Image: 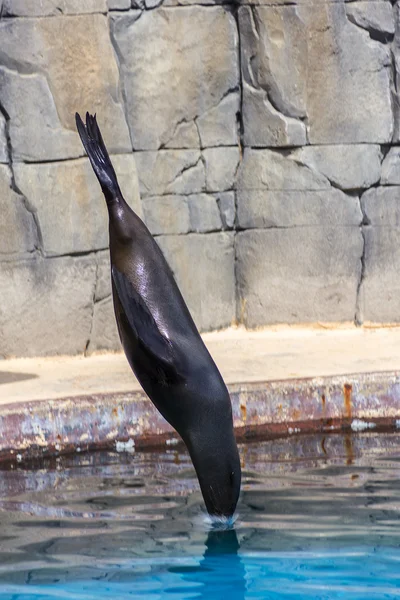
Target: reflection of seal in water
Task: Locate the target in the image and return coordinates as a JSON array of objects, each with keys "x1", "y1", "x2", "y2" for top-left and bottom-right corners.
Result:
[
  {"x1": 76, "y1": 112, "x2": 241, "y2": 517},
  {"x1": 169, "y1": 529, "x2": 246, "y2": 599}
]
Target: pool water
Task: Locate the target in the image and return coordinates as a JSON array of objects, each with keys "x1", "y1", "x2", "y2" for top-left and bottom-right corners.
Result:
[{"x1": 1, "y1": 432, "x2": 400, "y2": 599}]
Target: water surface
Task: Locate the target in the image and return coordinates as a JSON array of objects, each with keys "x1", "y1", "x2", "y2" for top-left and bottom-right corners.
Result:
[{"x1": 1, "y1": 432, "x2": 400, "y2": 599}]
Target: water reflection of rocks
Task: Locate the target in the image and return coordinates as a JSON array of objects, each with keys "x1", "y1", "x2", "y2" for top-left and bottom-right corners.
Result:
[{"x1": 0, "y1": 432, "x2": 400, "y2": 594}]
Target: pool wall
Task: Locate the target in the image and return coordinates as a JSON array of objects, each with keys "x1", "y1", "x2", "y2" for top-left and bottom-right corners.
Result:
[{"x1": 2, "y1": 371, "x2": 400, "y2": 463}]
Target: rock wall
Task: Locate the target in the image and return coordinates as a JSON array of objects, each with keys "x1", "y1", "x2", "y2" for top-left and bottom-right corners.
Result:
[{"x1": 0, "y1": 0, "x2": 398, "y2": 357}]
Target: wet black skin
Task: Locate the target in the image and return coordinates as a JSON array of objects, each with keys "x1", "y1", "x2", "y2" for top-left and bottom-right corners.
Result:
[{"x1": 76, "y1": 112, "x2": 241, "y2": 517}]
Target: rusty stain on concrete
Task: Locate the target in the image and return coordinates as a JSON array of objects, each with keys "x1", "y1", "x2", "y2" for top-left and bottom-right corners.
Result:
[
  {"x1": 240, "y1": 396, "x2": 247, "y2": 423},
  {"x1": 1, "y1": 371, "x2": 400, "y2": 464},
  {"x1": 344, "y1": 383, "x2": 352, "y2": 419}
]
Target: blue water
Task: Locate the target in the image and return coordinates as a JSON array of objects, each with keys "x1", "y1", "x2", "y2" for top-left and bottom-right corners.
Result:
[{"x1": 1, "y1": 432, "x2": 400, "y2": 599}]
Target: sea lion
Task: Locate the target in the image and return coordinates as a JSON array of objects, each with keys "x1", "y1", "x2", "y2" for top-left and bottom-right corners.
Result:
[{"x1": 75, "y1": 112, "x2": 241, "y2": 517}]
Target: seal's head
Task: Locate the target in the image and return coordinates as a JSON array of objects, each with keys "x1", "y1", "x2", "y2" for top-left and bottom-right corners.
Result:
[
  {"x1": 184, "y1": 416, "x2": 241, "y2": 518},
  {"x1": 196, "y1": 437, "x2": 241, "y2": 517}
]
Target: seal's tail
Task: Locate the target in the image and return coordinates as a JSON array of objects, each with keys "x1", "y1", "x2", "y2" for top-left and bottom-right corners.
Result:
[{"x1": 75, "y1": 112, "x2": 121, "y2": 203}]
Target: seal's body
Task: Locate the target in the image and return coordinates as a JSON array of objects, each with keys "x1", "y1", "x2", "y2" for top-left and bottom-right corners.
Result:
[{"x1": 76, "y1": 113, "x2": 241, "y2": 517}]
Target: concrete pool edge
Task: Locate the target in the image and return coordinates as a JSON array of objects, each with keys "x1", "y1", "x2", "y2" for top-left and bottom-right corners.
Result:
[{"x1": 1, "y1": 370, "x2": 400, "y2": 463}]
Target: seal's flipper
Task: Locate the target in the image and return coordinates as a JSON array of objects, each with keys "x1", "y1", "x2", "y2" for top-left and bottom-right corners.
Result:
[
  {"x1": 112, "y1": 267, "x2": 184, "y2": 385},
  {"x1": 75, "y1": 112, "x2": 121, "y2": 203}
]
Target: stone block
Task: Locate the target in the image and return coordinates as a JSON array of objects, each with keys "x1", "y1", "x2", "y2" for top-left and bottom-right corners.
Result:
[
  {"x1": 95, "y1": 250, "x2": 112, "y2": 302},
  {"x1": 381, "y1": 148, "x2": 400, "y2": 185},
  {"x1": 306, "y1": 3, "x2": 392, "y2": 143},
  {"x1": 362, "y1": 186, "x2": 400, "y2": 226},
  {"x1": 143, "y1": 193, "x2": 222, "y2": 235},
  {"x1": 203, "y1": 147, "x2": 240, "y2": 192},
  {"x1": 393, "y1": 3, "x2": 400, "y2": 141},
  {"x1": 292, "y1": 145, "x2": 382, "y2": 190},
  {"x1": 197, "y1": 93, "x2": 240, "y2": 148},
  {"x1": 156, "y1": 233, "x2": 235, "y2": 331},
  {"x1": 359, "y1": 227, "x2": 400, "y2": 323},
  {"x1": 241, "y1": 81, "x2": 307, "y2": 148},
  {"x1": 188, "y1": 194, "x2": 221, "y2": 232},
  {"x1": 3, "y1": 0, "x2": 107, "y2": 15},
  {"x1": 135, "y1": 150, "x2": 205, "y2": 197},
  {"x1": 237, "y1": 189, "x2": 362, "y2": 230},
  {"x1": 236, "y1": 228, "x2": 363, "y2": 327},
  {"x1": 239, "y1": 6, "x2": 307, "y2": 147},
  {"x1": 0, "y1": 256, "x2": 96, "y2": 357},
  {"x1": 0, "y1": 113, "x2": 8, "y2": 164},
  {"x1": 237, "y1": 149, "x2": 330, "y2": 192},
  {"x1": 346, "y1": 2, "x2": 395, "y2": 38},
  {"x1": 216, "y1": 192, "x2": 235, "y2": 229},
  {"x1": 107, "y1": 0, "x2": 130, "y2": 8},
  {"x1": 0, "y1": 165, "x2": 37, "y2": 255},
  {"x1": 0, "y1": 68, "x2": 82, "y2": 163},
  {"x1": 143, "y1": 196, "x2": 190, "y2": 236},
  {"x1": 163, "y1": 0, "x2": 231, "y2": 4},
  {"x1": 111, "y1": 7, "x2": 239, "y2": 150},
  {"x1": 14, "y1": 155, "x2": 141, "y2": 256},
  {"x1": 240, "y1": 5, "x2": 308, "y2": 117},
  {"x1": 240, "y1": 3, "x2": 392, "y2": 146},
  {"x1": 0, "y1": 15, "x2": 130, "y2": 160},
  {"x1": 87, "y1": 297, "x2": 121, "y2": 354}
]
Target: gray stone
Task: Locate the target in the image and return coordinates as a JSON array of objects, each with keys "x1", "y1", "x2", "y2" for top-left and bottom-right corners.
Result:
[
  {"x1": 346, "y1": 2, "x2": 395, "y2": 37},
  {"x1": 306, "y1": 3, "x2": 392, "y2": 143},
  {"x1": 362, "y1": 186, "x2": 400, "y2": 226},
  {"x1": 14, "y1": 155, "x2": 141, "y2": 256},
  {"x1": 144, "y1": 193, "x2": 222, "y2": 235},
  {"x1": 196, "y1": 93, "x2": 239, "y2": 148},
  {"x1": 359, "y1": 227, "x2": 400, "y2": 323},
  {"x1": 145, "y1": 0, "x2": 163, "y2": 7},
  {"x1": 3, "y1": 0, "x2": 107, "y2": 15},
  {"x1": 0, "y1": 15, "x2": 130, "y2": 160},
  {"x1": 163, "y1": 0, "x2": 232, "y2": 4},
  {"x1": 236, "y1": 228, "x2": 363, "y2": 327},
  {"x1": 87, "y1": 297, "x2": 121, "y2": 354},
  {"x1": 203, "y1": 147, "x2": 240, "y2": 192},
  {"x1": 135, "y1": 150, "x2": 205, "y2": 197},
  {"x1": 240, "y1": 6, "x2": 307, "y2": 118},
  {"x1": 393, "y1": 4, "x2": 400, "y2": 141},
  {"x1": 241, "y1": 82, "x2": 307, "y2": 148},
  {"x1": 240, "y1": 3, "x2": 393, "y2": 146},
  {"x1": 111, "y1": 7, "x2": 239, "y2": 150},
  {"x1": 239, "y1": 0, "x2": 388, "y2": 4},
  {"x1": 0, "y1": 68, "x2": 82, "y2": 163},
  {"x1": 95, "y1": 251, "x2": 112, "y2": 302},
  {"x1": 239, "y1": 6, "x2": 307, "y2": 147},
  {"x1": 292, "y1": 145, "x2": 382, "y2": 190},
  {"x1": 165, "y1": 122, "x2": 200, "y2": 150},
  {"x1": 188, "y1": 194, "x2": 221, "y2": 232},
  {"x1": 156, "y1": 233, "x2": 235, "y2": 331},
  {"x1": 143, "y1": 196, "x2": 190, "y2": 236},
  {"x1": 381, "y1": 148, "x2": 400, "y2": 185},
  {"x1": 238, "y1": 189, "x2": 362, "y2": 230},
  {"x1": 237, "y1": 149, "x2": 330, "y2": 192},
  {"x1": 0, "y1": 256, "x2": 96, "y2": 358},
  {"x1": 108, "y1": 0, "x2": 130, "y2": 8},
  {"x1": 216, "y1": 192, "x2": 235, "y2": 229},
  {"x1": 0, "y1": 113, "x2": 8, "y2": 164},
  {"x1": 0, "y1": 165, "x2": 37, "y2": 255}
]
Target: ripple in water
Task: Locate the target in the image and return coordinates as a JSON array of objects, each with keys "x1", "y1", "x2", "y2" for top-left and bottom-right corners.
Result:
[{"x1": 1, "y1": 432, "x2": 400, "y2": 599}]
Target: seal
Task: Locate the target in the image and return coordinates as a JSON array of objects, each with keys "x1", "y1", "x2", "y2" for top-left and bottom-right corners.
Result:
[{"x1": 76, "y1": 112, "x2": 241, "y2": 517}]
